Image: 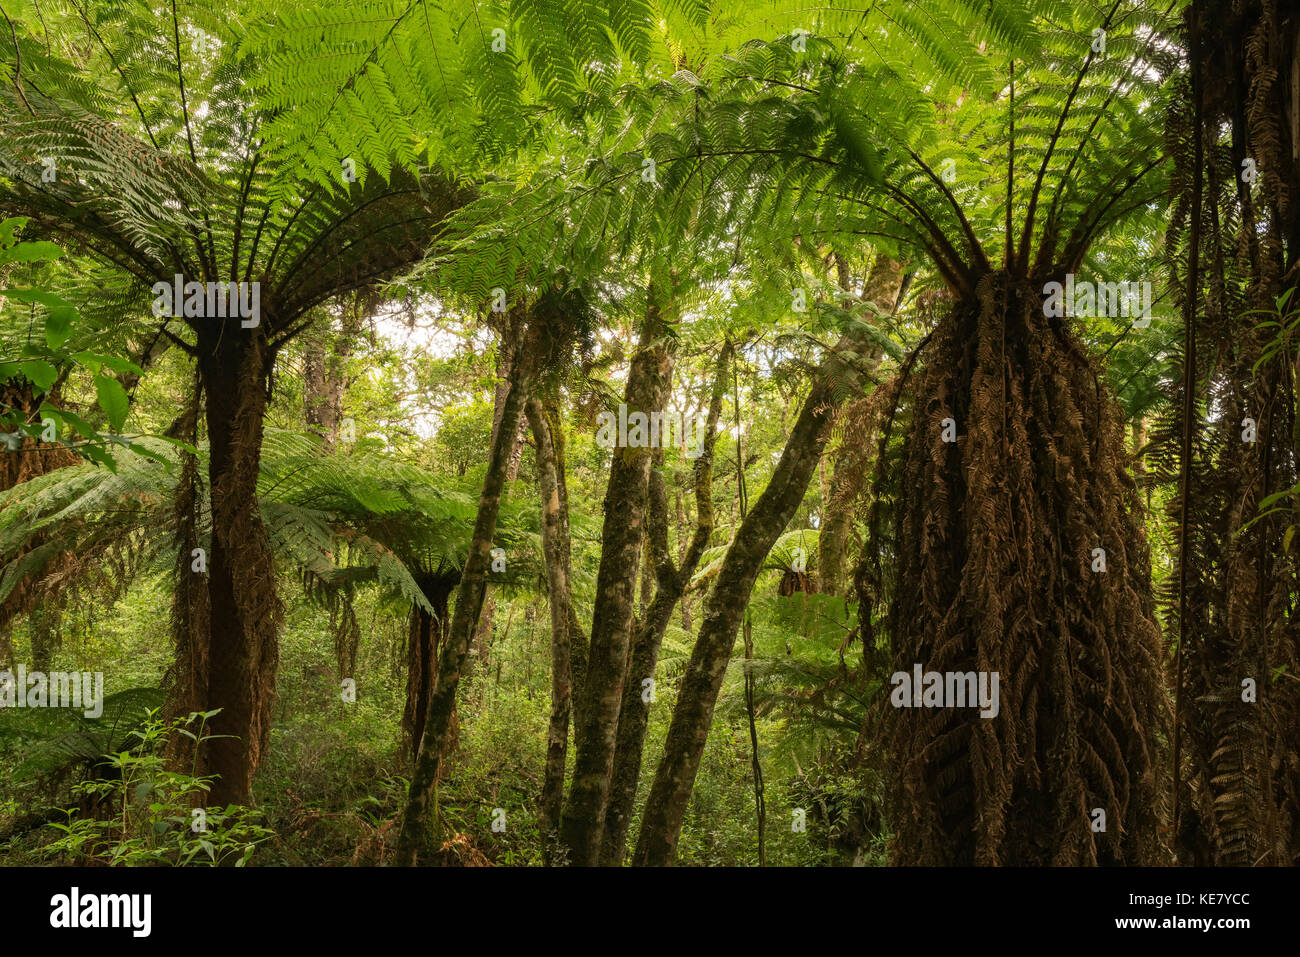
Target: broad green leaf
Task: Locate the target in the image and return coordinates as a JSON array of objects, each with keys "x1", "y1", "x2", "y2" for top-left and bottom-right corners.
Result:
[
  {"x1": 2, "y1": 287, "x2": 73, "y2": 310},
  {"x1": 72, "y1": 351, "x2": 144, "y2": 376},
  {"x1": 4, "y1": 241, "x2": 64, "y2": 263},
  {"x1": 18, "y1": 360, "x2": 57, "y2": 391},
  {"x1": 0, "y1": 217, "x2": 28, "y2": 246},
  {"x1": 50, "y1": 403, "x2": 97, "y2": 439},
  {"x1": 94, "y1": 375, "x2": 129, "y2": 431},
  {"x1": 45, "y1": 305, "x2": 77, "y2": 350}
]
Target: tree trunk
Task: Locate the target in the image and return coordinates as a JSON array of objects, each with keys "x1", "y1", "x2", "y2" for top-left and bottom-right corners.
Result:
[
  {"x1": 526, "y1": 398, "x2": 578, "y2": 860},
  {"x1": 473, "y1": 318, "x2": 529, "y2": 669},
  {"x1": 598, "y1": 526, "x2": 676, "y2": 864},
  {"x1": 196, "y1": 328, "x2": 282, "y2": 807},
  {"x1": 674, "y1": 484, "x2": 694, "y2": 632},
  {"x1": 632, "y1": 331, "x2": 869, "y2": 865},
  {"x1": 868, "y1": 274, "x2": 1166, "y2": 865},
  {"x1": 601, "y1": 345, "x2": 728, "y2": 864},
  {"x1": 0, "y1": 380, "x2": 79, "y2": 666},
  {"x1": 560, "y1": 302, "x2": 674, "y2": 865},
  {"x1": 302, "y1": 337, "x2": 332, "y2": 449},
  {"x1": 403, "y1": 578, "x2": 455, "y2": 762},
  {"x1": 28, "y1": 604, "x2": 56, "y2": 672},
  {"x1": 303, "y1": 298, "x2": 365, "y2": 453},
  {"x1": 395, "y1": 311, "x2": 545, "y2": 865},
  {"x1": 1171, "y1": 0, "x2": 1300, "y2": 865},
  {"x1": 817, "y1": 254, "x2": 901, "y2": 596}
]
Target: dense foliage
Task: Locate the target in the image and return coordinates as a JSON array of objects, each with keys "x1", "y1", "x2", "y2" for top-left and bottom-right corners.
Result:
[{"x1": 0, "y1": 0, "x2": 1295, "y2": 867}]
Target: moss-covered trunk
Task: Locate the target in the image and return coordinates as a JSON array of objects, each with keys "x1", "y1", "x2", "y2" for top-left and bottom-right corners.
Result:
[
  {"x1": 600, "y1": 344, "x2": 728, "y2": 865},
  {"x1": 633, "y1": 331, "x2": 866, "y2": 865},
  {"x1": 560, "y1": 304, "x2": 674, "y2": 865},
  {"x1": 395, "y1": 309, "x2": 552, "y2": 864},
  {"x1": 526, "y1": 398, "x2": 581, "y2": 860}
]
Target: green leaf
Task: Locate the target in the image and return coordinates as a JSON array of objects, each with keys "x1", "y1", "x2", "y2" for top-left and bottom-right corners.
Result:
[
  {"x1": 0, "y1": 217, "x2": 28, "y2": 246},
  {"x1": 3, "y1": 287, "x2": 73, "y2": 310},
  {"x1": 19, "y1": 360, "x2": 57, "y2": 391},
  {"x1": 41, "y1": 404, "x2": 75, "y2": 433},
  {"x1": 72, "y1": 351, "x2": 144, "y2": 376},
  {"x1": 828, "y1": 105, "x2": 884, "y2": 184},
  {"x1": 94, "y1": 375, "x2": 129, "y2": 431},
  {"x1": 4, "y1": 241, "x2": 64, "y2": 263},
  {"x1": 78, "y1": 443, "x2": 118, "y2": 472},
  {"x1": 45, "y1": 305, "x2": 77, "y2": 350}
]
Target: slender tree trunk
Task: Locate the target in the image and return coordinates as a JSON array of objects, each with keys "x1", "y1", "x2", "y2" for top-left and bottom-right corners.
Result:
[
  {"x1": 473, "y1": 318, "x2": 529, "y2": 669},
  {"x1": 817, "y1": 255, "x2": 901, "y2": 596},
  {"x1": 560, "y1": 303, "x2": 674, "y2": 865},
  {"x1": 1131, "y1": 418, "x2": 1149, "y2": 512},
  {"x1": 395, "y1": 311, "x2": 545, "y2": 864},
  {"x1": 674, "y1": 484, "x2": 694, "y2": 632},
  {"x1": 28, "y1": 605, "x2": 55, "y2": 672},
  {"x1": 302, "y1": 307, "x2": 361, "y2": 453},
  {"x1": 741, "y1": 611, "x2": 765, "y2": 864},
  {"x1": 632, "y1": 330, "x2": 870, "y2": 865},
  {"x1": 526, "y1": 398, "x2": 580, "y2": 861},
  {"x1": 598, "y1": 538, "x2": 675, "y2": 864},
  {"x1": 731, "y1": 358, "x2": 768, "y2": 865},
  {"x1": 196, "y1": 328, "x2": 282, "y2": 806},
  {"x1": 403, "y1": 579, "x2": 454, "y2": 761},
  {"x1": 599, "y1": 344, "x2": 729, "y2": 864},
  {"x1": 638, "y1": 537, "x2": 655, "y2": 617}
]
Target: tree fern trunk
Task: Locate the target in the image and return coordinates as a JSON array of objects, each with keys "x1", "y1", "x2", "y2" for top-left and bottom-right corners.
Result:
[
  {"x1": 197, "y1": 328, "x2": 281, "y2": 807},
  {"x1": 0, "y1": 380, "x2": 79, "y2": 666},
  {"x1": 403, "y1": 580, "x2": 454, "y2": 762},
  {"x1": 871, "y1": 274, "x2": 1166, "y2": 865}
]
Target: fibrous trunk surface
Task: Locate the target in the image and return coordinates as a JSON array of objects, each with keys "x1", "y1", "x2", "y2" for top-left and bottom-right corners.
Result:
[{"x1": 865, "y1": 272, "x2": 1168, "y2": 865}]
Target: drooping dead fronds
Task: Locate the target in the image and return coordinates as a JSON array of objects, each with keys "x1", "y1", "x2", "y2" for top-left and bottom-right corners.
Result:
[
  {"x1": 1154, "y1": 0, "x2": 1300, "y2": 866},
  {"x1": 862, "y1": 272, "x2": 1168, "y2": 865}
]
